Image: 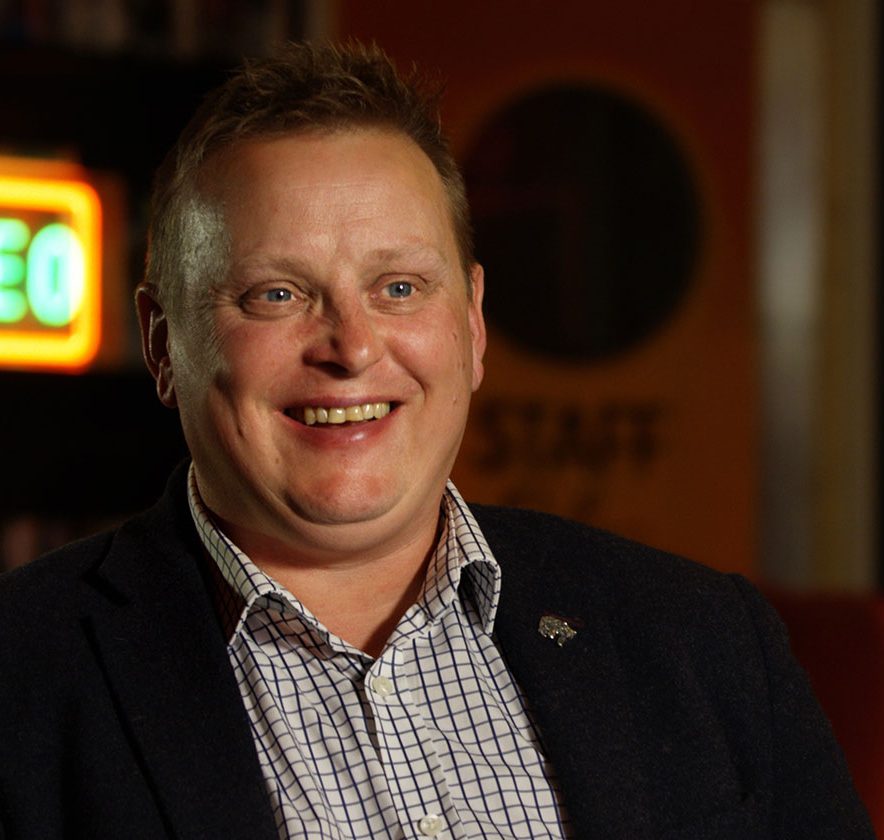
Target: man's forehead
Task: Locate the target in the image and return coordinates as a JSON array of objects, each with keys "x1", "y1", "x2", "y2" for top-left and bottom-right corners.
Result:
[
  {"x1": 200, "y1": 131, "x2": 440, "y2": 219},
  {"x1": 197, "y1": 130, "x2": 451, "y2": 230},
  {"x1": 184, "y1": 127, "x2": 470, "y2": 290},
  {"x1": 226, "y1": 242, "x2": 449, "y2": 276},
  {"x1": 202, "y1": 125, "x2": 431, "y2": 179}
]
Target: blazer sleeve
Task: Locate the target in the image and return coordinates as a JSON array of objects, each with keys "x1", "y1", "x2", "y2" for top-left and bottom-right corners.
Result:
[{"x1": 729, "y1": 576, "x2": 876, "y2": 838}]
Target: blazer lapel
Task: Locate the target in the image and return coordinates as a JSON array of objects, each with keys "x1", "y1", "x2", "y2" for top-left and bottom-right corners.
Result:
[
  {"x1": 83, "y1": 471, "x2": 277, "y2": 840},
  {"x1": 478, "y1": 506, "x2": 654, "y2": 840}
]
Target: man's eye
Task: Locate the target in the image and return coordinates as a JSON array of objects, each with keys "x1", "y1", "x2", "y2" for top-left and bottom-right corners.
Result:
[
  {"x1": 386, "y1": 281, "x2": 413, "y2": 299},
  {"x1": 261, "y1": 288, "x2": 293, "y2": 303}
]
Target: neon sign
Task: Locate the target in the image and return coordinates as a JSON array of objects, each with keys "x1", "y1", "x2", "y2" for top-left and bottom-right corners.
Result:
[{"x1": 0, "y1": 170, "x2": 101, "y2": 370}]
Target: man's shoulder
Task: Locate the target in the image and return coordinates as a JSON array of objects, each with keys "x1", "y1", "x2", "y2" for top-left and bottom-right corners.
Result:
[
  {"x1": 0, "y1": 461, "x2": 193, "y2": 611},
  {"x1": 1, "y1": 470, "x2": 186, "y2": 617},
  {"x1": 470, "y1": 503, "x2": 729, "y2": 587},
  {"x1": 0, "y1": 527, "x2": 118, "y2": 606},
  {"x1": 469, "y1": 503, "x2": 753, "y2": 630},
  {"x1": 0, "y1": 527, "x2": 124, "y2": 685},
  {"x1": 0, "y1": 471, "x2": 199, "y2": 679}
]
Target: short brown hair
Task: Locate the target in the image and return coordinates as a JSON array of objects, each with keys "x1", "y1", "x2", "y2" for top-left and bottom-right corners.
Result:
[{"x1": 144, "y1": 40, "x2": 473, "y2": 313}]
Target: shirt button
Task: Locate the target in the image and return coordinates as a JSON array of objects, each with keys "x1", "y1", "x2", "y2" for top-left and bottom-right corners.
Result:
[
  {"x1": 418, "y1": 814, "x2": 444, "y2": 836},
  {"x1": 370, "y1": 675, "x2": 395, "y2": 697}
]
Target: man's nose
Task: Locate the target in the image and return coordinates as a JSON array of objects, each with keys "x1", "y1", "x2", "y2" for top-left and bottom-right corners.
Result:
[{"x1": 303, "y1": 298, "x2": 383, "y2": 376}]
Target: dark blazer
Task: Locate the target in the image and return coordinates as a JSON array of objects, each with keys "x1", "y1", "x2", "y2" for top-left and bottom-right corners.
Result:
[{"x1": 0, "y1": 465, "x2": 874, "y2": 839}]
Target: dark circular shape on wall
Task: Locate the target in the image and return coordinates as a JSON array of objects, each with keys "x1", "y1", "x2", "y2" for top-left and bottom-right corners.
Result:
[{"x1": 463, "y1": 84, "x2": 702, "y2": 361}]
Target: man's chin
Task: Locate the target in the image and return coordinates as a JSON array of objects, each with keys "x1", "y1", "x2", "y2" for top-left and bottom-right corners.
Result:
[
  {"x1": 282, "y1": 491, "x2": 401, "y2": 531},
  {"x1": 271, "y1": 485, "x2": 443, "y2": 557}
]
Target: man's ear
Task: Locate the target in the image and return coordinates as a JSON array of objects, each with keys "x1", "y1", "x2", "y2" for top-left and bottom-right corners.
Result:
[
  {"x1": 468, "y1": 263, "x2": 487, "y2": 392},
  {"x1": 134, "y1": 283, "x2": 177, "y2": 408}
]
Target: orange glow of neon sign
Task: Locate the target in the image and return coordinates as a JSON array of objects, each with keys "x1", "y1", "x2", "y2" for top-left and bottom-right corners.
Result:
[{"x1": 0, "y1": 170, "x2": 102, "y2": 371}]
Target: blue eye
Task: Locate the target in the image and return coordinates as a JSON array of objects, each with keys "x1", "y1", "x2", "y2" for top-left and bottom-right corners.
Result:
[
  {"x1": 387, "y1": 281, "x2": 413, "y2": 299},
  {"x1": 262, "y1": 288, "x2": 293, "y2": 302}
]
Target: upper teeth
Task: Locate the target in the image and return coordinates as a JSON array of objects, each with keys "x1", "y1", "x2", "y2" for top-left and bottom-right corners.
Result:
[{"x1": 303, "y1": 402, "x2": 391, "y2": 425}]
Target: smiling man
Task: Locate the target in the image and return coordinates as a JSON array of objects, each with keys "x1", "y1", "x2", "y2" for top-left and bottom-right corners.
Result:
[
  {"x1": 141, "y1": 127, "x2": 485, "y2": 656},
  {"x1": 0, "y1": 42, "x2": 874, "y2": 840}
]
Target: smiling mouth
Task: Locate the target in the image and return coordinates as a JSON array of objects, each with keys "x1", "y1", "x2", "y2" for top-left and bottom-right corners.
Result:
[{"x1": 288, "y1": 401, "x2": 393, "y2": 426}]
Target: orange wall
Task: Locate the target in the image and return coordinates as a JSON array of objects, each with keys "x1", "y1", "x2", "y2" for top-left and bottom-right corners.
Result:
[{"x1": 337, "y1": 2, "x2": 758, "y2": 576}]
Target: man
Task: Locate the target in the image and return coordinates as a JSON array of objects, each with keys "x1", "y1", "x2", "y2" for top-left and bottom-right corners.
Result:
[{"x1": 0, "y1": 41, "x2": 874, "y2": 840}]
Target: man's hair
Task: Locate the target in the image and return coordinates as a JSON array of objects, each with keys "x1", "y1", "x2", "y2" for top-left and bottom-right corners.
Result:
[{"x1": 144, "y1": 40, "x2": 474, "y2": 315}]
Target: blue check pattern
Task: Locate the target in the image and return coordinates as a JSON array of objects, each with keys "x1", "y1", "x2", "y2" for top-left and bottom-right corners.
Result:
[{"x1": 188, "y1": 466, "x2": 571, "y2": 839}]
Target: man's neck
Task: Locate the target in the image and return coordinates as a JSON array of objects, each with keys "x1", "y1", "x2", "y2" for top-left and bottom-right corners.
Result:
[
  {"x1": 271, "y1": 552, "x2": 432, "y2": 657},
  {"x1": 224, "y1": 514, "x2": 443, "y2": 658}
]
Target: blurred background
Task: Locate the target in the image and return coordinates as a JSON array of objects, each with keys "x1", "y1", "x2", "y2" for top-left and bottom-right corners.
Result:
[{"x1": 0, "y1": 0, "x2": 881, "y2": 826}]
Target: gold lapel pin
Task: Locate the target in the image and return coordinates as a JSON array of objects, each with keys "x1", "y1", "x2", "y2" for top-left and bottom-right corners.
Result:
[{"x1": 538, "y1": 615, "x2": 578, "y2": 647}]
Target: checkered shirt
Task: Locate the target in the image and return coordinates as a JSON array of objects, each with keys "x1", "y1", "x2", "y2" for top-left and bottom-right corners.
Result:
[{"x1": 188, "y1": 468, "x2": 571, "y2": 839}]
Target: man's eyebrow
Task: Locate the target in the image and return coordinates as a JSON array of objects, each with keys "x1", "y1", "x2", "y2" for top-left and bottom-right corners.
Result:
[
  {"x1": 228, "y1": 255, "x2": 311, "y2": 276},
  {"x1": 208, "y1": 256, "x2": 309, "y2": 297},
  {"x1": 365, "y1": 245, "x2": 449, "y2": 270},
  {"x1": 228, "y1": 247, "x2": 450, "y2": 276}
]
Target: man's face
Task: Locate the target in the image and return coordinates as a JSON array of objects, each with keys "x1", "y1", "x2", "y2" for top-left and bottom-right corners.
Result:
[{"x1": 142, "y1": 129, "x2": 485, "y2": 561}]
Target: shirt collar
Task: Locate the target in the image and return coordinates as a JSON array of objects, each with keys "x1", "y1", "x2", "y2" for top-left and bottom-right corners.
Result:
[
  {"x1": 187, "y1": 465, "x2": 290, "y2": 640},
  {"x1": 425, "y1": 482, "x2": 501, "y2": 633},
  {"x1": 186, "y1": 464, "x2": 502, "y2": 643}
]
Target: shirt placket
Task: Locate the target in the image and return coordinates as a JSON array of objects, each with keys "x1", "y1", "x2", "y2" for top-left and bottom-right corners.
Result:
[
  {"x1": 240, "y1": 601, "x2": 384, "y2": 840},
  {"x1": 365, "y1": 645, "x2": 467, "y2": 840}
]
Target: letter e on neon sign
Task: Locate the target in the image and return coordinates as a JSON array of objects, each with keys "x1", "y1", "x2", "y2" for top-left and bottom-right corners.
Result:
[{"x1": 0, "y1": 173, "x2": 101, "y2": 371}]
